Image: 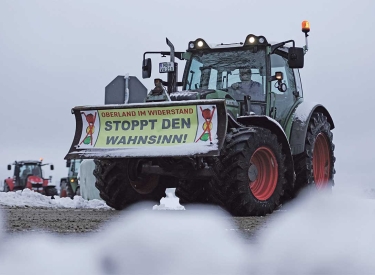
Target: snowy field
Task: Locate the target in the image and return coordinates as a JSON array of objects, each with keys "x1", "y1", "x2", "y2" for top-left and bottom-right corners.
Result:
[{"x1": 0, "y1": 184, "x2": 375, "y2": 274}]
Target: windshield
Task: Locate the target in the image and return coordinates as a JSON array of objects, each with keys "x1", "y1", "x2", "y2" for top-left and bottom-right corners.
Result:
[
  {"x1": 19, "y1": 164, "x2": 42, "y2": 178},
  {"x1": 185, "y1": 49, "x2": 267, "y2": 101},
  {"x1": 69, "y1": 159, "x2": 82, "y2": 177}
]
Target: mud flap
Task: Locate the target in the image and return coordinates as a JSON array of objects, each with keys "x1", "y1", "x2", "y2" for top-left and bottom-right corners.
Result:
[{"x1": 65, "y1": 99, "x2": 228, "y2": 159}]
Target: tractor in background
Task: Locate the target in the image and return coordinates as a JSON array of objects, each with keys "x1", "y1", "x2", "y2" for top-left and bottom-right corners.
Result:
[
  {"x1": 60, "y1": 159, "x2": 82, "y2": 198},
  {"x1": 3, "y1": 159, "x2": 58, "y2": 196}
]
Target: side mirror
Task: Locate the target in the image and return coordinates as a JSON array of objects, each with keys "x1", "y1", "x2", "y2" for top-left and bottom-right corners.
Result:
[
  {"x1": 7, "y1": 165, "x2": 11, "y2": 170},
  {"x1": 66, "y1": 160, "x2": 71, "y2": 168},
  {"x1": 50, "y1": 165, "x2": 54, "y2": 170},
  {"x1": 288, "y1": 47, "x2": 304, "y2": 68},
  {"x1": 142, "y1": 58, "x2": 152, "y2": 79}
]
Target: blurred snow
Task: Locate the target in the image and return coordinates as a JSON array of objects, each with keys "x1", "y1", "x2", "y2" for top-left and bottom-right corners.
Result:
[{"x1": 0, "y1": 184, "x2": 375, "y2": 274}]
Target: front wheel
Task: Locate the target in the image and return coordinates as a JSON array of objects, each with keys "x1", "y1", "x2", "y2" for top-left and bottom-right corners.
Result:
[
  {"x1": 209, "y1": 127, "x2": 287, "y2": 216},
  {"x1": 45, "y1": 186, "x2": 58, "y2": 197},
  {"x1": 94, "y1": 159, "x2": 166, "y2": 210},
  {"x1": 3, "y1": 182, "x2": 9, "y2": 192},
  {"x1": 175, "y1": 180, "x2": 208, "y2": 204}
]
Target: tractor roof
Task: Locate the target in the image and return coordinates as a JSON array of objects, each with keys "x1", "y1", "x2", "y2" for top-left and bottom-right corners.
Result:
[
  {"x1": 188, "y1": 36, "x2": 293, "y2": 52},
  {"x1": 13, "y1": 160, "x2": 42, "y2": 165}
]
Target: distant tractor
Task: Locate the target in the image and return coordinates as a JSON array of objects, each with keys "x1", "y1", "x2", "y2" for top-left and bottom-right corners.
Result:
[
  {"x1": 60, "y1": 159, "x2": 82, "y2": 198},
  {"x1": 65, "y1": 21, "x2": 335, "y2": 216},
  {"x1": 3, "y1": 159, "x2": 58, "y2": 196}
]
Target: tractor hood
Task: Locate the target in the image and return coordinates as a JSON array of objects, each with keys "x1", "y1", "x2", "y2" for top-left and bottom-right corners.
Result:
[{"x1": 65, "y1": 99, "x2": 228, "y2": 159}]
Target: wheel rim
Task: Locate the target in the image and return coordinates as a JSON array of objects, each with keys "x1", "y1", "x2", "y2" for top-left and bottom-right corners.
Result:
[
  {"x1": 249, "y1": 147, "x2": 278, "y2": 201},
  {"x1": 313, "y1": 133, "x2": 331, "y2": 188},
  {"x1": 128, "y1": 159, "x2": 159, "y2": 194}
]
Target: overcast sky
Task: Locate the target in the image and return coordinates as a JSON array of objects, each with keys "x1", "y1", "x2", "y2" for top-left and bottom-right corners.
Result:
[{"x1": 1, "y1": 0, "x2": 374, "y2": 188}]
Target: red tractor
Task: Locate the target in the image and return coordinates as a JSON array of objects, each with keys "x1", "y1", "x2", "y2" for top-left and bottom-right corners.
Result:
[{"x1": 3, "y1": 160, "x2": 58, "y2": 196}]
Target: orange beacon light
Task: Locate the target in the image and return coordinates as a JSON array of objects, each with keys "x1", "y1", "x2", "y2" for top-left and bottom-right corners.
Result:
[{"x1": 302, "y1": 20, "x2": 310, "y2": 33}]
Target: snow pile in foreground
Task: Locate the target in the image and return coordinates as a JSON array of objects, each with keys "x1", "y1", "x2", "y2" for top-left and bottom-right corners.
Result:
[
  {"x1": 1, "y1": 184, "x2": 375, "y2": 274},
  {"x1": 0, "y1": 189, "x2": 110, "y2": 209}
]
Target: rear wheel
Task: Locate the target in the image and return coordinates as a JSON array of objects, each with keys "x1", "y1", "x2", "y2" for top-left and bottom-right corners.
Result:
[
  {"x1": 209, "y1": 127, "x2": 287, "y2": 216},
  {"x1": 60, "y1": 181, "x2": 67, "y2": 197},
  {"x1": 94, "y1": 159, "x2": 166, "y2": 210},
  {"x1": 293, "y1": 112, "x2": 335, "y2": 191},
  {"x1": 60, "y1": 180, "x2": 74, "y2": 198}
]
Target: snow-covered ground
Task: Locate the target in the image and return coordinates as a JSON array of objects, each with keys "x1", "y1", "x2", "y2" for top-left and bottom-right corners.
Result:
[{"x1": 0, "y1": 184, "x2": 375, "y2": 274}]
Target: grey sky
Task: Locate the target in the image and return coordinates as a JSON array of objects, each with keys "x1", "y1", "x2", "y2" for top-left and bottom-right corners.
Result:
[{"x1": 1, "y1": 0, "x2": 374, "y2": 186}]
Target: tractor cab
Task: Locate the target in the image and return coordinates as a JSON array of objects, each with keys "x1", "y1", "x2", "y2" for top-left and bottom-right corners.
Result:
[
  {"x1": 142, "y1": 29, "x2": 307, "y2": 129},
  {"x1": 16, "y1": 162, "x2": 43, "y2": 187}
]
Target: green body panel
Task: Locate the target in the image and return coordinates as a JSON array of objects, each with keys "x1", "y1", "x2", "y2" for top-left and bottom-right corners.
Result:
[
  {"x1": 283, "y1": 98, "x2": 304, "y2": 140},
  {"x1": 206, "y1": 90, "x2": 240, "y2": 118},
  {"x1": 69, "y1": 179, "x2": 79, "y2": 193}
]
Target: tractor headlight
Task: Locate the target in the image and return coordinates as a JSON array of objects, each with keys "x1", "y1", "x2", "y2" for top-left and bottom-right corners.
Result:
[
  {"x1": 187, "y1": 38, "x2": 210, "y2": 51},
  {"x1": 244, "y1": 34, "x2": 268, "y2": 46}
]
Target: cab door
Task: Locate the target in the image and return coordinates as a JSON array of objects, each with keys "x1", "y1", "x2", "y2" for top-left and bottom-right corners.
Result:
[{"x1": 270, "y1": 53, "x2": 299, "y2": 127}]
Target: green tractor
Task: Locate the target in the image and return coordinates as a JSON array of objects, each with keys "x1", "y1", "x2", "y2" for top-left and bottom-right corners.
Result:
[
  {"x1": 65, "y1": 21, "x2": 335, "y2": 216},
  {"x1": 60, "y1": 159, "x2": 82, "y2": 198}
]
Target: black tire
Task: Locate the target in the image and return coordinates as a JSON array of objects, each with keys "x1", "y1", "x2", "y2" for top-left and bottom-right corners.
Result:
[
  {"x1": 175, "y1": 180, "x2": 208, "y2": 204},
  {"x1": 293, "y1": 112, "x2": 335, "y2": 191},
  {"x1": 94, "y1": 159, "x2": 166, "y2": 210},
  {"x1": 45, "y1": 186, "x2": 58, "y2": 197},
  {"x1": 208, "y1": 127, "x2": 287, "y2": 216},
  {"x1": 3, "y1": 182, "x2": 9, "y2": 192},
  {"x1": 75, "y1": 186, "x2": 81, "y2": 196}
]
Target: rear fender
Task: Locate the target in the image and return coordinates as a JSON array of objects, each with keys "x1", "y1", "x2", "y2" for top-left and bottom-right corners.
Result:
[
  {"x1": 289, "y1": 102, "x2": 335, "y2": 155},
  {"x1": 65, "y1": 99, "x2": 228, "y2": 159},
  {"x1": 234, "y1": 115, "x2": 295, "y2": 191}
]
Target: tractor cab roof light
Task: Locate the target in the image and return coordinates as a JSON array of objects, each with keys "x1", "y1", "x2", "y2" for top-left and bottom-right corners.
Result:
[
  {"x1": 197, "y1": 40, "x2": 204, "y2": 47},
  {"x1": 301, "y1": 20, "x2": 310, "y2": 53},
  {"x1": 302, "y1": 20, "x2": 310, "y2": 34},
  {"x1": 187, "y1": 38, "x2": 210, "y2": 51},
  {"x1": 244, "y1": 34, "x2": 268, "y2": 46}
]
